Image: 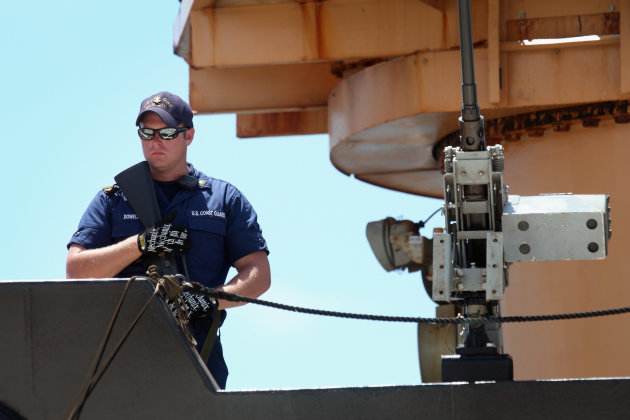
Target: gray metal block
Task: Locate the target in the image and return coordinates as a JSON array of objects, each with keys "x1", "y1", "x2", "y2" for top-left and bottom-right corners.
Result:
[
  {"x1": 503, "y1": 194, "x2": 610, "y2": 262},
  {"x1": 0, "y1": 279, "x2": 215, "y2": 419}
]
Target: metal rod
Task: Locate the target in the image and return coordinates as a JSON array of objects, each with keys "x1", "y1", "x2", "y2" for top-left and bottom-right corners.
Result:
[
  {"x1": 458, "y1": 0, "x2": 478, "y2": 114},
  {"x1": 457, "y1": 0, "x2": 485, "y2": 151}
]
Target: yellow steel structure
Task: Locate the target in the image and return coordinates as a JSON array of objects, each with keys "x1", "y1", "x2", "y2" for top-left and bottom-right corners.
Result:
[{"x1": 175, "y1": 0, "x2": 630, "y2": 380}]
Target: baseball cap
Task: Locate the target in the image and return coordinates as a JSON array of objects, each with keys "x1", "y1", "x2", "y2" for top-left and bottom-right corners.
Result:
[{"x1": 136, "y1": 91, "x2": 194, "y2": 128}]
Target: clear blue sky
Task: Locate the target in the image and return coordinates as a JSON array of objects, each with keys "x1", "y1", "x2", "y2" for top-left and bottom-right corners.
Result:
[{"x1": 2, "y1": 1, "x2": 442, "y2": 390}]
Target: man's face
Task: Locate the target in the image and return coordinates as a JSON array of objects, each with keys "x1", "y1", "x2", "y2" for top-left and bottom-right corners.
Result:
[{"x1": 139, "y1": 112, "x2": 194, "y2": 180}]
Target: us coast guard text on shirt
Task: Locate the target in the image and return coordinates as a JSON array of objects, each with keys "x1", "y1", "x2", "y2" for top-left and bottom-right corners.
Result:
[{"x1": 191, "y1": 210, "x2": 226, "y2": 219}]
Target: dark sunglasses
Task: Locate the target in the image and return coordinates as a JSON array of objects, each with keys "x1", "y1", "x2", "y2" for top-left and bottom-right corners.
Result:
[{"x1": 138, "y1": 127, "x2": 190, "y2": 141}]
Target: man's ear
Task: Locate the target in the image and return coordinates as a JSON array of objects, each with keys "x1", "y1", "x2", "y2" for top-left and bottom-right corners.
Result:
[{"x1": 185, "y1": 128, "x2": 195, "y2": 146}]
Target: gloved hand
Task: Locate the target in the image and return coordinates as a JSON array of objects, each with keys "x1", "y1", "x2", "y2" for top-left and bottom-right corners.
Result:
[
  {"x1": 168, "y1": 291, "x2": 219, "y2": 320},
  {"x1": 137, "y1": 212, "x2": 191, "y2": 255}
]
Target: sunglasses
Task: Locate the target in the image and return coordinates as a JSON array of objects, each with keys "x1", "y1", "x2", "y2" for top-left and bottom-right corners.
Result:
[{"x1": 138, "y1": 127, "x2": 190, "y2": 141}]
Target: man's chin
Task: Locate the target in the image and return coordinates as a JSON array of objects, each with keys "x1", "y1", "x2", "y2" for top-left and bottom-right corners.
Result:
[
  {"x1": 147, "y1": 160, "x2": 169, "y2": 172},
  {"x1": 147, "y1": 156, "x2": 167, "y2": 166}
]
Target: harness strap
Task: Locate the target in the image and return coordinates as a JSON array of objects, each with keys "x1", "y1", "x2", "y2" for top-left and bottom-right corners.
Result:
[{"x1": 199, "y1": 310, "x2": 224, "y2": 364}]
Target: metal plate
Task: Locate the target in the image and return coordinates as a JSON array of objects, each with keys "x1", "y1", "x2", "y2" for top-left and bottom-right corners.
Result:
[{"x1": 503, "y1": 194, "x2": 609, "y2": 262}]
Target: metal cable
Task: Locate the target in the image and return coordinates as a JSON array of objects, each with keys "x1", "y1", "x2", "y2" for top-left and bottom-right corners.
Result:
[
  {"x1": 185, "y1": 282, "x2": 630, "y2": 325},
  {"x1": 418, "y1": 207, "x2": 442, "y2": 230}
]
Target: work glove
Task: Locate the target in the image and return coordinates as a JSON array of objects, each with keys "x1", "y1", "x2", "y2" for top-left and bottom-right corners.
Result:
[
  {"x1": 137, "y1": 212, "x2": 191, "y2": 255},
  {"x1": 168, "y1": 290, "x2": 219, "y2": 320}
]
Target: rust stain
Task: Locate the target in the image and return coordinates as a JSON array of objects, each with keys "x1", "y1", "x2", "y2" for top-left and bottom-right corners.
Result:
[
  {"x1": 300, "y1": 2, "x2": 323, "y2": 61},
  {"x1": 517, "y1": 19, "x2": 537, "y2": 42},
  {"x1": 527, "y1": 128, "x2": 545, "y2": 137},
  {"x1": 433, "y1": 101, "x2": 630, "y2": 160},
  {"x1": 329, "y1": 58, "x2": 387, "y2": 78},
  {"x1": 503, "y1": 133, "x2": 522, "y2": 141},
  {"x1": 441, "y1": 10, "x2": 448, "y2": 50},
  {"x1": 507, "y1": 12, "x2": 620, "y2": 42},
  {"x1": 238, "y1": 112, "x2": 299, "y2": 138},
  {"x1": 315, "y1": 1, "x2": 324, "y2": 60},
  {"x1": 237, "y1": 110, "x2": 328, "y2": 138},
  {"x1": 316, "y1": 2, "x2": 324, "y2": 60},
  {"x1": 614, "y1": 114, "x2": 630, "y2": 124},
  {"x1": 552, "y1": 122, "x2": 571, "y2": 132},
  {"x1": 582, "y1": 118, "x2": 600, "y2": 128},
  {"x1": 602, "y1": 12, "x2": 620, "y2": 35}
]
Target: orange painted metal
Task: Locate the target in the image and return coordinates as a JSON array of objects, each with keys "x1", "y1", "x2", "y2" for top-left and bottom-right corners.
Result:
[
  {"x1": 328, "y1": 37, "x2": 627, "y2": 196},
  {"x1": 174, "y1": 0, "x2": 630, "y2": 381},
  {"x1": 236, "y1": 109, "x2": 328, "y2": 138},
  {"x1": 622, "y1": 0, "x2": 630, "y2": 93},
  {"x1": 189, "y1": 62, "x2": 340, "y2": 114},
  {"x1": 502, "y1": 120, "x2": 630, "y2": 380}
]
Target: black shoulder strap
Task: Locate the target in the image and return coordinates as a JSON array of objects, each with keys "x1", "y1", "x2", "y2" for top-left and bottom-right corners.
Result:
[
  {"x1": 114, "y1": 161, "x2": 178, "y2": 275},
  {"x1": 114, "y1": 161, "x2": 162, "y2": 228}
]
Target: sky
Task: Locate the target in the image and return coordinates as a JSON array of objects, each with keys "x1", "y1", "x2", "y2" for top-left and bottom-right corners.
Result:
[{"x1": 1, "y1": 1, "x2": 443, "y2": 390}]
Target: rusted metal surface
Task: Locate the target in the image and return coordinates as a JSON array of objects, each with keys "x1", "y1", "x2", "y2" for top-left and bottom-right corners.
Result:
[
  {"x1": 499, "y1": 120, "x2": 630, "y2": 380},
  {"x1": 506, "y1": 12, "x2": 620, "y2": 41},
  {"x1": 328, "y1": 39, "x2": 627, "y2": 196},
  {"x1": 236, "y1": 109, "x2": 328, "y2": 138},
  {"x1": 504, "y1": 0, "x2": 621, "y2": 20},
  {"x1": 184, "y1": 0, "x2": 447, "y2": 69},
  {"x1": 174, "y1": 0, "x2": 629, "y2": 194},
  {"x1": 433, "y1": 101, "x2": 630, "y2": 160},
  {"x1": 622, "y1": 0, "x2": 630, "y2": 93},
  {"x1": 172, "y1": 1, "x2": 630, "y2": 382},
  {"x1": 189, "y1": 62, "x2": 340, "y2": 114},
  {"x1": 418, "y1": 0, "x2": 447, "y2": 11}
]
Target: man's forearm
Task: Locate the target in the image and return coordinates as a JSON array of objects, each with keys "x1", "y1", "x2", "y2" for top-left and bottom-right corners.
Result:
[
  {"x1": 66, "y1": 236, "x2": 142, "y2": 279},
  {"x1": 215, "y1": 251, "x2": 271, "y2": 309}
]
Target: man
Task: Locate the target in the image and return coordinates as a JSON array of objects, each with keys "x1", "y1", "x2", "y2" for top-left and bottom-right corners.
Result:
[{"x1": 66, "y1": 91, "x2": 270, "y2": 389}]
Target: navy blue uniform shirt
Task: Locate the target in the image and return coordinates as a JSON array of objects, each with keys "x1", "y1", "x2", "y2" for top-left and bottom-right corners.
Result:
[
  {"x1": 68, "y1": 163, "x2": 268, "y2": 388},
  {"x1": 68, "y1": 163, "x2": 268, "y2": 287}
]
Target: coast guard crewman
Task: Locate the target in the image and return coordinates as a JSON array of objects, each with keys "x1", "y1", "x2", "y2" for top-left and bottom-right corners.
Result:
[{"x1": 66, "y1": 91, "x2": 270, "y2": 389}]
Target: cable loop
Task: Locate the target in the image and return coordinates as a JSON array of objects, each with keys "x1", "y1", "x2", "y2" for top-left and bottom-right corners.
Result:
[{"x1": 146, "y1": 267, "x2": 196, "y2": 346}]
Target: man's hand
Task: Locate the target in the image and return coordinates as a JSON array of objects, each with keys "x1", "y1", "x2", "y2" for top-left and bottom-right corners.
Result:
[
  {"x1": 137, "y1": 212, "x2": 191, "y2": 255},
  {"x1": 167, "y1": 291, "x2": 218, "y2": 320}
]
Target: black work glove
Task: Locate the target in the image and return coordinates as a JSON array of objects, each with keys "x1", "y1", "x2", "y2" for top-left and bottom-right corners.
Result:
[
  {"x1": 168, "y1": 291, "x2": 219, "y2": 320},
  {"x1": 137, "y1": 212, "x2": 191, "y2": 255}
]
